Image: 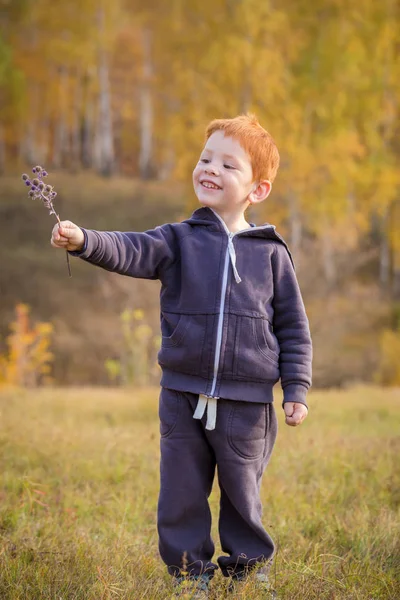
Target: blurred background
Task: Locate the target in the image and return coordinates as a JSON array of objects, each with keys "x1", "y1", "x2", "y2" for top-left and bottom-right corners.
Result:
[{"x1": 0, "y1": 0, "x2": 399, "y2": 390}]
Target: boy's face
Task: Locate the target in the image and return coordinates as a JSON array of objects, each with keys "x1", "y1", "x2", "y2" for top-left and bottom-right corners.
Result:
[{"x1": 193, "y1": 131, "x2": 255, "y2": 212}]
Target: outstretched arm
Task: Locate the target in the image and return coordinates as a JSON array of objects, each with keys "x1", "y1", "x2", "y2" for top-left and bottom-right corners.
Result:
[{"x1": 51, "y1": 220, "x2": 177, "y2": 280}]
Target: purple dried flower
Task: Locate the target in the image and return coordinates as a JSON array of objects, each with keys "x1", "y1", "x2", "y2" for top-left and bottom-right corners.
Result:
[{"x1": 20, "y1": 165, "x2": 71, "y2": 277}]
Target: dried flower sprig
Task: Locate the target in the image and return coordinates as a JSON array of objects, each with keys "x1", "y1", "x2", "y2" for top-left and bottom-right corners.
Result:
[{"x1": 21, "y1": 165, "x2": 71, "y2": 277}]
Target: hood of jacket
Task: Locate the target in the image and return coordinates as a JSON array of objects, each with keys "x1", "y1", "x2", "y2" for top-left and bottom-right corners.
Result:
[{"x1": 182, "y1": 206, "x2": 295, "y2": 269}]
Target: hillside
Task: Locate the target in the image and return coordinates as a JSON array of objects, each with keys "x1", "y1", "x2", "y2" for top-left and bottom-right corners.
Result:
[
  {"x1": 0, "y1": 172, "x2": 187, "y2": 384},
  {"x1": 0, "y1": 172, "x2": 390, "y2": 387}
]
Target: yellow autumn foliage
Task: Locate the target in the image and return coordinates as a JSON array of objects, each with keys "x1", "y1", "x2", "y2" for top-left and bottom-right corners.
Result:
[
  {"x1": 0, "y1": 303, "x2": 54, "y2": 388},
  {"x1": 375, "y1": 329, "x2": 400, "y2": 386}
]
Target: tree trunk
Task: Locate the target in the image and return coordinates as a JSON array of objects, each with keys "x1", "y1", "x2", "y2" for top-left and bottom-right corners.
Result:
[
  {"x1": 239, "y1": 28, "x2": 253, "y2": 114},
  {"x1": 53, "y1": 66, "x2": 69, "y2": 169},
  {"x1": 158, "y1": 95, "x2": 177, "y2": 180},
  {"x1": 19, "y1": 81, "x2": 41, "y2": 165},
  {"x1": 389, "y1": 200, "x2": 400, "y2": 299},
  {"x1": 379, "y1": 208, "x2": 390, "y2": 290},
  {"x1": 70, "y1": 68, "x2": 82, "y2": 172},
  {"x1": 81, "y1": 68, "x2": 94, "y2": 169},
  {"x1": 0, "y1": 123, "x2": 5, "y2": 174},
  {"x1": 288, "y1": 190, "x2": 302, "y2": 264},
  {"x1": 93, "y1": 6, "x2": 115, "y2": 177},
  {"x1": 37, "y1": 109, "x2": 51, "y2": 168},
  {"x1": 321, "y1": 218, "x2": 336, "y2": 286},
  {"x1": 138, "y1": 26, "x2": 154, "y2": 180}
]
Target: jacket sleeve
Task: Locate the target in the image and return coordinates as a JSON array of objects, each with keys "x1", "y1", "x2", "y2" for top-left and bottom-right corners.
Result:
[
  {"x1": 271, "y1": 242, "x2": 313, "y2": 407},
  {"x1": 68, "y1": 224, "x2": 177, "y2": 280}
]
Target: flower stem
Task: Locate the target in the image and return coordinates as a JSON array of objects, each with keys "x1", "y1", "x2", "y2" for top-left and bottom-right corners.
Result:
[
  {"x1": 54, "y1": 214, "x2": 72, "y2": 278},
  {"x1": 39, "y1": 189, "x2": 72, "y2": 278}
]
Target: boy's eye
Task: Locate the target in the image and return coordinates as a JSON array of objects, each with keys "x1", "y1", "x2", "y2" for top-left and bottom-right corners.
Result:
[
  {"x1": 200, "y1": 159, "x2": 210, "y2": 163},
  {"x1": 224, "y1": 164, "x2": 234, "y2": 169}
]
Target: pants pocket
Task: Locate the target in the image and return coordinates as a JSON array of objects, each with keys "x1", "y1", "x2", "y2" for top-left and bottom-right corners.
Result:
[
  {"x1": 227, "y1": 401, "x2": 268, "y2": 460},
  {"x1": 159, "y1": 388, "x2": 181, "y2": 438}
]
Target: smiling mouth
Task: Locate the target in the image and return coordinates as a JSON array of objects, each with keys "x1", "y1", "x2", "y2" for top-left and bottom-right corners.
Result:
[{"x1": 200, "y1": 181, "x2": 222, "y2": 190}]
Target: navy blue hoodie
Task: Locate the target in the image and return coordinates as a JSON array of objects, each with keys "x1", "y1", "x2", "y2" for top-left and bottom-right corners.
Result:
[{"x1": 70, "y1": 206, "x2": 312, "y2": 407}]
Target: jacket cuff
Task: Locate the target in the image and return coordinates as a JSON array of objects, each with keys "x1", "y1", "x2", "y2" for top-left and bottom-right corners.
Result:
[
  {"x1": 281, "y1": 383, "x2": 309, "y2": 409},
  {"x1": 68, "y1": 228, "x2": 92, "y2": 258}
]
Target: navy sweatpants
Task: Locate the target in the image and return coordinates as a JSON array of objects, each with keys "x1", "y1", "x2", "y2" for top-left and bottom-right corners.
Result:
[{"x1": 157, "y1": 387, "x2": 278, "y2": 579}]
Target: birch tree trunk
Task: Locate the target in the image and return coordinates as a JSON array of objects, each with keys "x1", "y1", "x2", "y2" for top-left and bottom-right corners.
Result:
[
  {"x1": 81, "y1": 68, "x2": 94, "y2": 169},
  {"x1": 379, "y1": 208, "x2": 390, "y2": 290},
  {"x1": 288, "y1": 190, "x2": 302, "y2": 265},
  {"x1": 0, "y1": 123, "x2": 5, "y2": 174},
  {"x1": 321, "y1": 218, "x2": 336, "y2": 286},
  {"x1": 389, "y1": 201, "x2": 400, "y2": 300},
  {"x1": 138, "y1": 26, "x2": 154, "y2": 179},
  {"x1": 53, "y1": 66, "x2": 69, "y2": 169},
  {"x1": 20, "y1": 81, "x2": 42, "y2": 165},
  {"x1": 70, "y1": 68, "x2": 82, "y2": 171},
  {"x1": 93, "y1": 6, "x2": 115, "y2": 177},
  {"x1": 239, "y1": 33, "x2": 253, "y2": 114},
  {"x1": 159, "y1": 97, "x2": 176, "y2": 181}
]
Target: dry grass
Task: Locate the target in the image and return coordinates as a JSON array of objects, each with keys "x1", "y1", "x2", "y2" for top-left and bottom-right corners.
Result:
[{"x1": 0, "y1": 385, "x2": 399, "y2": 599}]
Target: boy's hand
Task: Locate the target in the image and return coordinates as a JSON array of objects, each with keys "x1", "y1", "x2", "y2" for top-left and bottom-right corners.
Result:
[
  {"x1": 283, "y1": 402, "x2": 308, "y2": 426},
  {"x1": 51, "y1": 220, "x2": 85, "y2": 252}
]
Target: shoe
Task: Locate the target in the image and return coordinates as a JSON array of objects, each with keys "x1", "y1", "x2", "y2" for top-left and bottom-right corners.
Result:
[
  {"x1": 172, "y1": 573, "x2": 211, "y2": 599},
  {"x1": 227, "y1": 572, "x2": 277, "y2": 598}
]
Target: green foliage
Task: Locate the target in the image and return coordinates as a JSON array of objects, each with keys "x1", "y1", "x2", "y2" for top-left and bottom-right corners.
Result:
[
  {"x1": 104, "y1": 358, "x2": 120, "y2": 382},
  {"x1": 105, "y1": 308, "x2": 160, "y2": 386},
  {"x1": 0, "y1": 33, "x2": 26, "y2": 121},
  {"x1": 0, "y1": 35, "x2": 11, "y2": 84},
  {"x1": 375, "y1": 329, "x2": 400, "y2": 385},
  {"x1": 375, "y1": 302, "x2": 400, "y2": 385}
]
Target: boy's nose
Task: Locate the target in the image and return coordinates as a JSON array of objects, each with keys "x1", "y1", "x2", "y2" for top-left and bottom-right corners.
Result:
[{"x1": 205, "y1": 164, "x2": 219, "y2": 175}]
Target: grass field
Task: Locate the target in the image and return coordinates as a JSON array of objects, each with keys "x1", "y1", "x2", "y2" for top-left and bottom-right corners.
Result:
[{"x1": 0, "y1": 386, "x2": 399, "y2": 599}]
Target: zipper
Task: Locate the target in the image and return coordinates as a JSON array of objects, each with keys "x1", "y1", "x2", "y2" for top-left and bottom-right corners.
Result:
[{"x1": 208, "y1": 209, "x2": 275, "y2": 398}]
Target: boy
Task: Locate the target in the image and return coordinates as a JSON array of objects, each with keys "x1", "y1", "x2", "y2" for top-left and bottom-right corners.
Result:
[{"x1": 51, "y1": 114, "x2": 312, "y2": 598}]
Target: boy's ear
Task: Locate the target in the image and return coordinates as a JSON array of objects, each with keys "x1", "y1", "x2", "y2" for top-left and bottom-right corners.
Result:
[{"x1": 248, "y1": 180, "x2": 272, "y2": 205}]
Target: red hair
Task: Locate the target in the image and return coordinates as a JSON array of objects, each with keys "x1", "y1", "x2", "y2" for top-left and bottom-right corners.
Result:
[{"x1": 205, "y1": 113, "x2": 280, "y2": 183}]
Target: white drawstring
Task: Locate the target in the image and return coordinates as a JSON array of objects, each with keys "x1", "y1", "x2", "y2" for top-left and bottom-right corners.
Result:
[
  {"x1": 228, "y1": 236, "x2": 242, "y2": 283},
  {"x1": 193, "y1": 394, "x2": 218, "y2": 430}
]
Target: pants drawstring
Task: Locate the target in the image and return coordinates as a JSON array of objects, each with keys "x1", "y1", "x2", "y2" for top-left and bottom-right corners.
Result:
[{"x1": 193, "y1": 394, "x2": 218, "y2": 430}]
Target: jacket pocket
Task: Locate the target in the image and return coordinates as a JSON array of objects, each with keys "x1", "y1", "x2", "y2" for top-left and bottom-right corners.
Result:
[
  {"x1": 158, "y1": 312, "x2": 206, "y2": 375},
  {"x1": 261, "y1": 319, "x2": 280, "y2": 359},
  {"x1": 227, "y1": 401, "x2": 268, "y2": 459},
  {"x1": 234, "y1": 316, "x2": 280, "y2": 381},
  {"x1": 160, "y1": 312, "x2": 190, "y2": 347}
]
